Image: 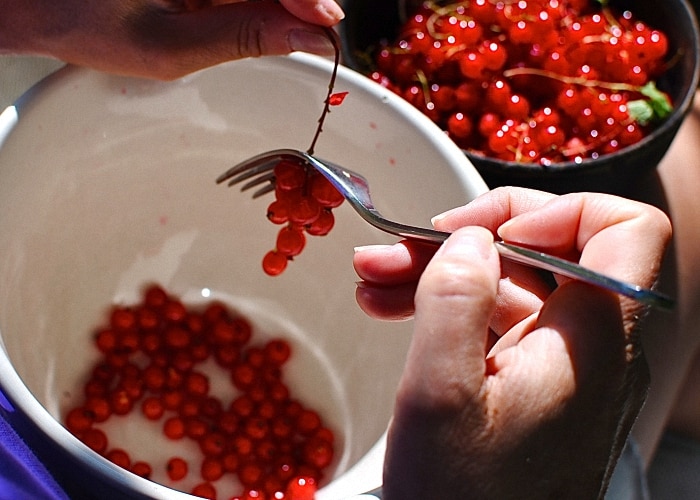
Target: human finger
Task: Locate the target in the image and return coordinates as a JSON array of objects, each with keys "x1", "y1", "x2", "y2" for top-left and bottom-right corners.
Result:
[
  {"x1": 354, "y1": 281, "x2": 417, "y2": 321},
  {"x1": 431, "y1": 186, "x2": 558, "y2": 234},
  {"x1": 125, "y1": 2, "x2": 340, "y2": 78},
  {"x1": 496, "y1": 193, "x2": 671, "y2": 287},
  {"x1": 383, "y1": 227, "x2": 500, "y2": 498},
  {"x1": 395, "y1": 226, "x2": 500, "y2": 408},
  {"x1": 352, "y1": 241, "x2": 436, "y2": 286},
  {"x1": 353, "y1": 240, "x2": 550, "y2": 329},
  {"x1": 278, "y1": 0, "x2": 345, "y2": 26},
  {"x1": 29, "y1": 1, "x2": 341, "y2": 80}
]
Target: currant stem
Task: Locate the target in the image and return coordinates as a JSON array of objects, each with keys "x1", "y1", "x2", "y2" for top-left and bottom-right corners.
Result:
[
  {"x1": 502, "y1": 67, "x2": 642, "y2": 92},
  {"x1": 307, "y1": 28, "x2": 340, "y2": 156}
]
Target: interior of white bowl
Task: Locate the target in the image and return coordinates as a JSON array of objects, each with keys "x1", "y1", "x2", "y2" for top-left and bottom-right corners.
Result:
[{"x1": 0, "y1": 52, "x2": 487, "y2": 499}]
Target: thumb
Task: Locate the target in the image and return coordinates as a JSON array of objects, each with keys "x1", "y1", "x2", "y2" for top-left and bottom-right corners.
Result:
[
  {"x1": 126, "y1": 2, "x2": 339, "y2": 79},
  {"x1": 397, "y1": 226, "x2": 500, "y2": 411}
]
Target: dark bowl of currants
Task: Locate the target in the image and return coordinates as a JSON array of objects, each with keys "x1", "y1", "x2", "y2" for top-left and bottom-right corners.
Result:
[{"x1": 339, "y1": 0, "x2": 700, "y2": 195}]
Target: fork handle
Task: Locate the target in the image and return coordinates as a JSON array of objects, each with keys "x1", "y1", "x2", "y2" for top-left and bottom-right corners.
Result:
[{"x1": 494, "y1": 242, "x2": 675, "y2": 310}]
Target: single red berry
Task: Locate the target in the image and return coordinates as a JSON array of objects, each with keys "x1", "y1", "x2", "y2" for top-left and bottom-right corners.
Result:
[
  {"x1": 84, "y1": 397, "x2": 111, "y2": 423},
  {"x1": 164, "y1": 299, "x2": 187, "y2": 323},
  {"x1": 200, "y1": 432, "x2": 226, "y2": 457},
  {"x1": 130, "y1": 461, "x2": 152, "y2": 479},
  {"x1": 191, "y1": 482, "x2": 217, "y2": 499},
  {"x1": 231, "y1": 395, "x2": 256, "y2": 418},
  {"x1": 164, "y1": 326, "x2": 191, "y2": 349},
  {"x1": 285, "y1": 476, "x2": 317, "y2": 500},
  {"x1": 222, "y1": 452, "x2": 240, "y2": 473},
  {"x1": 163, "y1": 416, "x2": 186, "y2": 440},
  {"x1": 296, "y1": 410, "x2": 321, "y2": 435},
  {"x1": 105, "y1": 448, "x2": 131, "y2": 469},
  {"x1": 264, "y1": 339, "x2": 292, "y2": 366},
  {"x1": 82, "y1": 428, "x2": 108, "y2": 454},
  {"x1": 276, "y1": 226, "x2": 306, "y2": 257},
  {"x1": 166, "y1": 457, "x2": 188, "y2": 481},
  {"x1": 94, "y1": 328, "x2": 118, "y2": 353},
  {"x1": 137, "y1": 307, "x2": 160, "y2": 330},
  {"x1": 109, "y1": 389, "x2": 133, "y2": 416},
  {"x1": 232, "y1": 363, "x2": 258, "y2": 391},
  {"x1": 309, "y1": 175, "x2": 344, "y2": 208},
  {"x1": 65, "y1": 407, "x2": 94, "y2": 433},
  {"x1": 303, "y1": 436, "x2": 334, "y2": 469},
  {"x1": 143, "y1": 284, "x2": 168, "y2": 309},
  {"x1": 110, "y1": 307, "x2": 136, "y2": 331},
  {"x1": 239, "y1": 461, "x2": 265, "y2": 488},
  {"x1": 267, "y1": 199, "x2": 290, "y2": 225},
  {"x1": 305, "y1": 209, "x2": 335, "y2": 236},
  {"x1": 447, "y1": 112, "x2": 473, "y2": 140},
  {"x1": 141, "y1": 396, "x2": 165, "y2": 420},
  {"x1": 274, "y1": 160, "x2": 307, "y2": 191},
  {"x1": 185, "y1": 417, "x2": 208, "y2": 440},
  {"x1": 232, "y1": 434, "x2": 254, "y2": 457},
  {"x1": 201, "y1": 457, "x2": 224, "y2": 482},
  {"x1": 262, "y1": 250, "x2": 288, "y2": 276},
  {"x1": 244, "y1": 417, "x2": 270, "y2": 441},
  {"x1": 288, "y1": 196, "x2": 321, "y2": 225},
  {"x1": 184, "y1": 371, "x2": 210, "y2": 397},
  {"x1": 161, "y1": 389, "x2": 184, "y2": 411}
]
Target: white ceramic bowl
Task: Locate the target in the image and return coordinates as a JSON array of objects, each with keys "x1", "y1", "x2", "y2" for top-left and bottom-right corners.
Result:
[{"x1": 0, "y1": 52, "x2": 487, "y2": 499}]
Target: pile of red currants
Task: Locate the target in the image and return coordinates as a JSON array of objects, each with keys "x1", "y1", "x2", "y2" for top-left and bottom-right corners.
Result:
[
  {"x1": 370, "y1": 0, "x2": 673, "y2": 165},
  {"x1": 64, "y1": 285, "x2": 333, "y2": 500}
]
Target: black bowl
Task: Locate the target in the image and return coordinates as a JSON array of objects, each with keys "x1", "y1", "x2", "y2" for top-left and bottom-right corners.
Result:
[{"x1": 340, "y1": 0, "x2": 700, "y2": 195}]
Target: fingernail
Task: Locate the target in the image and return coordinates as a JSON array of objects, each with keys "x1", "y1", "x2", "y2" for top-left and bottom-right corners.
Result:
[
  {"x1": 430, "y1": 211, "x2": 449, "y2": 226},
  {"x1": 288, "y1": 29, "x2": 336, "y2": 56},
  {"x1": 430, "y1": 206, "x2": 459, "y2": 227},
  {"x1": 319, "y1": 0, "x2": 345, "y2": 22},
  {"x1": 496, "y1": 219, "x2": 514, "y2": 238},
  {"x1": 353, "y1": 244, "x2": 392, "y2": 253}
]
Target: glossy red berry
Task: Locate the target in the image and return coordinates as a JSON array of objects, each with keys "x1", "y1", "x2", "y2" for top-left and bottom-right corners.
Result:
[
  {"x1": 262, "y1": 250, "x2": 288, "y2": 276},
  {"x1": 106, "y1": 448, "x2": 131, "y2": 469},
  {"x1": 166, "y1": 457, "x2": 188, "y2": 481},
  {"x1": 130, "y1": 461, "x2": 152, "y2": 479}
]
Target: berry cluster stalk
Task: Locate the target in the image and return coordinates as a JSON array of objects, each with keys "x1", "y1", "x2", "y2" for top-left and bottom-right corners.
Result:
[{"x1": 307, "y1": 28, "x2": 341, "y2": 156}]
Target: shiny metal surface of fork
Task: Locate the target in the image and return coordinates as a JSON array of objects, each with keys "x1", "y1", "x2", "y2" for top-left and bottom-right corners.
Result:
[{"x1": 217, "y1": 148, "x2": 674, "y2": 310}]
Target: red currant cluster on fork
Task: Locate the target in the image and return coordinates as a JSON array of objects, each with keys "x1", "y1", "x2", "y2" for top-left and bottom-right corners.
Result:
[
  {"x1": 371, "y1": 0, "x2": 672, "y2": 165},
  {"x1": 262, "y1": 159, "x2": 345, "y2": 276}
]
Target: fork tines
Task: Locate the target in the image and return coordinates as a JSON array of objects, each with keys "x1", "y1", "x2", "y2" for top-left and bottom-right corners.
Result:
[{"x1": 216, "y1": 155, "x2": 281, "y2": 187}]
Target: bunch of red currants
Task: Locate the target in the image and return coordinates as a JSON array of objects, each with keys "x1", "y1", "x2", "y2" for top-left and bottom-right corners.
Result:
[
  {"x1": 262, "y1": 160, "x2": 345, "y2": 276},
  {"x1": 371, "y1": 0, "x2": 673, "y2": 164}
]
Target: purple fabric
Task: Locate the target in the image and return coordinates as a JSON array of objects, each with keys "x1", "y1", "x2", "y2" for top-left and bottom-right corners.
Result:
[{"x1": 0, "y1": 410, "x2": 68, "y2": 500}]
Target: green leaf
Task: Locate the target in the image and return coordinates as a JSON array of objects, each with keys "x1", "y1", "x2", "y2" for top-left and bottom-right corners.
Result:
[
  {"x1": 640, "y1": 81, "x2": 673, "y2": 120},
  {"x1": 627, "y1": 82, "x2": 673, "y2": 126},
  {"x1": 627, "y1": 99, "x2": 655, "y2": 126}
]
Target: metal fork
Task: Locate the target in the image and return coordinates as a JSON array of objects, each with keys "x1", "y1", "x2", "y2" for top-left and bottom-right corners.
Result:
[{"x1": 216, "y1": 148, "x2": 674, "y2": 310}]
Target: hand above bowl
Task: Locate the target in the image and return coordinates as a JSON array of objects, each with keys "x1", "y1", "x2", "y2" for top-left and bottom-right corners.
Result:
[{"x1": 0, "y1": 0, "x2": 344, "y2": 79}]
